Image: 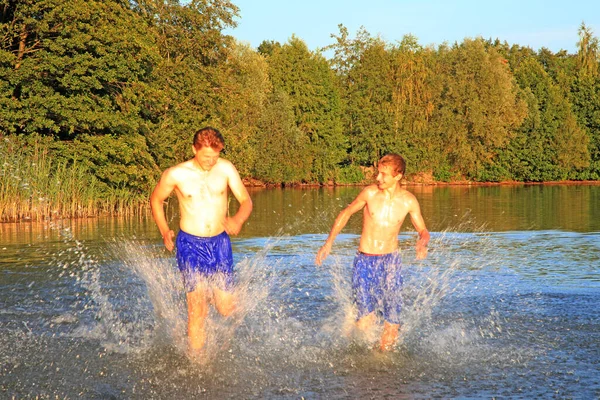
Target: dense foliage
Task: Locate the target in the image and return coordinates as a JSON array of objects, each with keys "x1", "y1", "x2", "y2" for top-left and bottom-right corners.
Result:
[{"x1": 1, "y1": 0, "x2": 599, "y2": 219}]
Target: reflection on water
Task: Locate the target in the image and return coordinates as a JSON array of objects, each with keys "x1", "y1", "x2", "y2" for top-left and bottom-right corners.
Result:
[
  {"x1": 1, "y1": 185, "x2": 600, "y2": 398},
  {"x1": 241, "y1": 184, "x2": 600, "y2": 237}
]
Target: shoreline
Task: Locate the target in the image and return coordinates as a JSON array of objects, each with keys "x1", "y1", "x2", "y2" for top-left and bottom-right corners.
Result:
[
  {"x1": 3, "y1": 180, "x2": 599, "y2": 223},
  {"x1": 243, "y1": 178, "x2": 600, "y2": 188}
]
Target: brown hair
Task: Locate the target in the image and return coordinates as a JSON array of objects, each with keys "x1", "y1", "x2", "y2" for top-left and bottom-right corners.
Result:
[
  {"x1": 378, "y1": 153, "x2": 406, "y2": 176},
  {"x1": 193, "y1": 127, "x2": 225, "y2": 151}
]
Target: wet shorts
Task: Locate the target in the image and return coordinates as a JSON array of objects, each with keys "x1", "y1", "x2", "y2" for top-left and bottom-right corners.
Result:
[
  {"x1": 175, "y1": 230, "x2": 234, "y2": 292},
  {"x1": 352, "y1": 251, "x2": 403, "y2": 324}
]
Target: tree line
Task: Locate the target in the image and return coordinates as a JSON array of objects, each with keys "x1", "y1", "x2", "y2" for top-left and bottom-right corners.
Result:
[{"x1": 1, "y1": 0, "x2": 599, "y2": 218}]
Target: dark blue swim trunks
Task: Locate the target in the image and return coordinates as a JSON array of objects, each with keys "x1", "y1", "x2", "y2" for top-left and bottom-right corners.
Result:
[
  {"x1": 352, "y1": 251, "x2": 403, "y2": 324},
  {"x1": 175, "y1": 230, "x2": 234, "y2": 292}
]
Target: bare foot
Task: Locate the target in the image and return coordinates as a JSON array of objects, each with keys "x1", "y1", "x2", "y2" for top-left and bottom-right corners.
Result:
[
  {"x1": 378, "y1": 341, "x2": 395, "y2": 352},
  {"x1": 187, "y1": 346, "x2": 208, "y2": 364},
  {"x1": 379, "y1": 322, "x2": 400, "y2": 351}
]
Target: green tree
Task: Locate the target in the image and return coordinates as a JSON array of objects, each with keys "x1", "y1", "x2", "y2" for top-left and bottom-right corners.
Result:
[
  {"x1": 536, "y1": 47, "x2": 576, "y2": 95},
  {"x1": 267, "y1": 36, "x2": 346, "y2": 182},
  {"x1": 326, "y1": 25, "x2": 378, "y2": 81},
  {"x1": 131, "y1": 0, "x2": 238, "y2": 65},
  {"x1": 505, "y1": 57, "x2": 589, "y2": 181},
  {"x1": 253, "y1": 90, "x2": 311, "y2": 184},
  {"x1": 570, "y1": 22, "x2": 600, "y2": 179},
  {"x1": 576, "y1": 22, "x2": 599, "y2": 78},
  {"x1": 0, "y1": 0, "x2": 158, "y2": 138},
  {"x1": 131, "y1": 0, "x2": 240, "y2": 169},
  {"x1": 344, "y1": 39, "x2": 394, "y2": 165},
  {"x1": 387, "y1": 36, "x2": 442, "y2": 174},
  {"x1": 570, "y1": 75, "x2": 600, "y2": 178},
  {"x1": 326, "y1": 26, "x2": 382, "y2": 166},
  {"x1": 70, "y1": 133, "x2": 158, "y2": 195},
  {"x1": 434, "y1": 39, "x2": 526, "y2": 180},
  {"x1": 257, "y1": 40, "x2": 281, "y2": 57},
  {"x1": 215, "y1": 40, "x2": 271, "y2": 177}
]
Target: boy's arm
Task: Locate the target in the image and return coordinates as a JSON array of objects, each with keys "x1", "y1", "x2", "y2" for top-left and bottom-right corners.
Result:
[
  {"x1": 408, "y1": 195, "x2": 429, "y2": 259},
  {"x1": 316, "y1": 189, "x2": 369, "y2": 265},
  {"x1": 150, "y1": 170, "x2": 177, "y2": 251},
  {"x1": 224, "y1": 162, "x2": 253, "y2": 235}
]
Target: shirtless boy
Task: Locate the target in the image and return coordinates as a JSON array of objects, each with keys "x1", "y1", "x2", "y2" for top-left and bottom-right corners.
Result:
[
  {"x1": 316, "y1": 154, "x2": 429, "y2": 351},
  {"x1": 150, "y1": 127, "x2": 253, "y2": 354}
]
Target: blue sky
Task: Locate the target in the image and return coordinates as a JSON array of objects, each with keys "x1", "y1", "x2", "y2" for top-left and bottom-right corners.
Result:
[{"x1": 225, "y1": 0, "x2": 600, "y2": 54}]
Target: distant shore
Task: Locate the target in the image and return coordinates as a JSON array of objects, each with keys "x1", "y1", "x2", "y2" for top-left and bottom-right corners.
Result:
[
  {"x1": 243, "y1": 178, "x2": 600, "y2": 188},
  {"x1": 3, "y1": 179, "x2": 599, "y2": 223}
]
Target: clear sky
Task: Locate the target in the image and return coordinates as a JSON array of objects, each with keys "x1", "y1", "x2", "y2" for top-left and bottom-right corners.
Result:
[{"x1": 225, "y1": 0, "x2": 600, "y2": 54}]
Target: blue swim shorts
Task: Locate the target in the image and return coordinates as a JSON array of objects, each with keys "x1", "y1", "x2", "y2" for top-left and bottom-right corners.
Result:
[
  {"x1": 175, "y1": 230, "x2": 234, "y2": 292},
  {"x1": 352, "y1": 251, "x2": 403, "y2": 324}
]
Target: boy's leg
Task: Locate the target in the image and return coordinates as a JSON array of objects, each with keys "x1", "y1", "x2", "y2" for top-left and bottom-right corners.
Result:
[
  {"x1": 213, "y1": 286, "x2": 235, "y2": 317},
  {"x1": 380, "y1": 321, "x2": 399, "y2": 351},
  {"x1": 356, "y1": 312, "x2": 377, "y2": 331},
  {"x1": 187, "y1": 287, "x2": 209, "y2": 352}
]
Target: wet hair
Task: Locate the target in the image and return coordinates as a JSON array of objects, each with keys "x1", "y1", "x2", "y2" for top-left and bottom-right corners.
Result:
[
  {"x1": 378, "y1": 153, "x2": 406, "y2": 176},
  {"x1": 193, "y1": 127, "x2": 225, "y2": 151}
]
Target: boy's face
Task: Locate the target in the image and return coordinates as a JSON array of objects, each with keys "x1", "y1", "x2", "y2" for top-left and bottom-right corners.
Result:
[
  {"x1": 376, "y1": 164, "x2": 402, "y2": 190},
  {"x1": 193, "y1": 146, "x2": 221, "y2": 171}
]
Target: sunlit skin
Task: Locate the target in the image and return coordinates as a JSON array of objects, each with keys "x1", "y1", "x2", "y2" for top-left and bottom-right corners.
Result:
[
  {"x1": 150, "y1": 144, "x2": 252, "y2": 354},
  {"x1": 316, "y1": 163, "x2": 429, "y2": 351}
]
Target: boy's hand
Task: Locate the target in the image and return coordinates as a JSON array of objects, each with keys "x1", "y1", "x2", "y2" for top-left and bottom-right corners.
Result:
[
  {"x1": 316, "y1": 242, "x2": 332, "y2": 266},
  {"x1": 162, "y1": 230, "x2": 175, "y2": 252}
]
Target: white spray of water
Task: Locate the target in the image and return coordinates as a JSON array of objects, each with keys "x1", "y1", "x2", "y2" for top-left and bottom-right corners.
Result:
[
  {"x1": 48, "y1": 208, "x2": 509, "y2": 380},
  {"x1": 316, "y1": 222, "x2": 506, "y2": 367}
]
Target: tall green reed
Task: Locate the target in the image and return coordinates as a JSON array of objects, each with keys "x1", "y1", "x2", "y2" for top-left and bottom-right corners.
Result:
[{"x1": 0, "y1": 136, "x2": 149, "y2": 222}]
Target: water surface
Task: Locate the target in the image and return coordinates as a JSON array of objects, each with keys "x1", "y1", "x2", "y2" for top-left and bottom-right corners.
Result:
[{"x1": 1, "y1": 185, "x2": 599, "y2": 398}]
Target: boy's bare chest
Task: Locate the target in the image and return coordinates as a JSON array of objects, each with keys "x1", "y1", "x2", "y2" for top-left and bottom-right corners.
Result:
[
  {"x1": 176, "y1": 173, "x2": 227, "y2": 201},
  {"x1": 366, "y1": 196, "x2": 408, "y2": 226}
]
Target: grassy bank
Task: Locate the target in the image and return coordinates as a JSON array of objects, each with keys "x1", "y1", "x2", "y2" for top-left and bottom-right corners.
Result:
[{"x1": 0, "y1": 138, "x2": 148, "y2": 222}]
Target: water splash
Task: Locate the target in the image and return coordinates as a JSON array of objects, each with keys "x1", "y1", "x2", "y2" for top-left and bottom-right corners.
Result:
[
  {"x1": 51, "y1": 215, "x2": 512, "y2": 376},
  {"x1": 314, "y1": 223, "x2": 511, "y2": 370},
  {"x1": 4, "y1": 213, "x2": 528, "y2": 397}
]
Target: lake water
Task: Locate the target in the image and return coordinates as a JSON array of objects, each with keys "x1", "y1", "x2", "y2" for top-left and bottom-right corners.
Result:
[{"x1": 2, "y1": 185, "x2": 599, "y2": 398}]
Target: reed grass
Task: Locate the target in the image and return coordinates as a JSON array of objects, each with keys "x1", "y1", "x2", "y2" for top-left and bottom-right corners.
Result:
[{"x1": 0, "y1": 137, "x2": 149, "y2": 222}]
